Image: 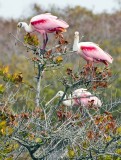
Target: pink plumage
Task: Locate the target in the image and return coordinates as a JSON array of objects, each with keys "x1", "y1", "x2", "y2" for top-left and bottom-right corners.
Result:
[
  {"x1": 72, "y1": 88, "x2": 102, "y2": 107},
  {"x1": 17, "y1": 13, "x2": 69, "y2": 49},
  {"x1": 30, "y1": 13, "x2": 69, "y2": 33},
  {"x1": 73, "y1": 32, "x2": 113, "y2": 65}
]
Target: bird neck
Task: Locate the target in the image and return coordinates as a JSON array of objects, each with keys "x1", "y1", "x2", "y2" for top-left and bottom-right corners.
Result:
[
  {"x1": 62, "y1": 94, "x2": 67, "y2": 100},
  {"x1": 73, "y1": 36, "x2": 79, "y2": 51},
  {"x1": 62, "y1": 95, "x2": 73, "y2": 107},
  {"x1": 22, "y1": 22, "x2": 33, "y2": 33}
]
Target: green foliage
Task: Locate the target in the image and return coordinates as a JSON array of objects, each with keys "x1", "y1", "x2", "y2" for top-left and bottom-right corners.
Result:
[
  {"x1": 35, "y1": 137, "x2": 43, "y2": 144},
  {"x1": 0, "y1": 84, "x2": 5, "y2": 94},
  {"x1": 0, "y1": 65, "x2": 23, "y2": 83},
  {"x1": 67, "y1": 146, "x2": 75, "y2": 159},
  {"x1": 116, "y1": 127, "x2": 121, "y2": 135},
  {"x1": 24, "y1": 33, "x2": 40, "y2": 46}
]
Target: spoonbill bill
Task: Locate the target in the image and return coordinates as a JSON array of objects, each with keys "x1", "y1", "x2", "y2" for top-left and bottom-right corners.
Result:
[
  {"x1": 17, "y1": 13, "x2": 69, "y2": 50},
  {"x1": 45, "y1": 88, "x2": 102, "y2": 108},
  {"x1": 73, "y1": 32, "x2": 113, "y2": 65}
]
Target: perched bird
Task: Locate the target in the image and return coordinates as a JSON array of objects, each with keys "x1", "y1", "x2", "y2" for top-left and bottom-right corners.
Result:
[
  {"x1": 73, "y1": 31, "x2": 113, "y2": 65},
  {"x1": 45, "y1": 88, "x2": 102, "y2": 108},
  {"x1": 72, "y1": 88, "x2": 102, "y2": 108},
  {"x1": 17, "y1": 13, "x2": 69, "y2": 50}
]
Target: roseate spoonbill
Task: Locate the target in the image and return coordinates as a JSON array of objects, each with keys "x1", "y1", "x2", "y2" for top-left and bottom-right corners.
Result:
[
  {"x1": 45, "y1": 88, "x2": 102, "y2": 108},
  {"x1": 17, "y1": 13, "x2": 69, "y2": 50},
  {"x1": 73, "y1": 32, "x2": 113, "y2": 65}
]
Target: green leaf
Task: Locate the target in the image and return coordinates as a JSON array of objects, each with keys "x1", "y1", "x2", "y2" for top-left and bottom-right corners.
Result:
[
  {"x1": 0, "y1": 84, "x2": 5, "y2": 94},
  {"x1": 67, "y1": 147, "x2": 75, "y2": 158},
  {"x1": 116, "y1": 126, "x2": 121, "y2": 135},
  {"x1": 35, "y1": 137, "x2": 43, "y2": 143}
]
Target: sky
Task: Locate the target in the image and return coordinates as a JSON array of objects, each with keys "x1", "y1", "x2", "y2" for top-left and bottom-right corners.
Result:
[{"x1": 0, "y1": 0, "x2": 119, "y2": 19}]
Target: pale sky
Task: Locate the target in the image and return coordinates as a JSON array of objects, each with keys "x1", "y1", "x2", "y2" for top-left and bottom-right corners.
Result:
[{"x1": 0, "y1": 0, "x2": 119, "y2": 19}]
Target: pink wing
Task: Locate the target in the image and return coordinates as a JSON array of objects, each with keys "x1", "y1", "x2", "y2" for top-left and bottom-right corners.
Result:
[
  {"x1": 30, "y1": 13, "x2": 69, "y2": 31},
  {"x1": 74, "y1": 93, "x2": 90, "y2": 106},
  {"x1": 31, "y1": 13, "x2": 57, "y2": 22},
  {"x1": 72, "y1": 89, "x2": 91, "y2": 98},
  {"x1": 72, "y1": 89, "x2": 91, "y2": 106},
  {"x1": 80, "y1": 42, "x2": 113, "y2": 63}
]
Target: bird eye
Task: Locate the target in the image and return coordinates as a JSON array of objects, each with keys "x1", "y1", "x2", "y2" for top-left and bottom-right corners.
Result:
[{"x1": 17, "y1": 23, "x2": 22, "y2": 28}]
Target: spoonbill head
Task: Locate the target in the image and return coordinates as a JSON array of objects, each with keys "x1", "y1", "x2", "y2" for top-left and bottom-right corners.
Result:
[
  {"x1": 55, "y1": 91, "x2": 65, "y2": 97},
  {"x1": 74, "y1": 31, "x2": 79, "y2": 37},
  {"x1": 17, "y1": 22, "x2": 22, "y2": 28},
  {"x1": 45, "y1": 91, "x2": 65, "y2": 107},
  {"x1": 17, "y1": 22, "x2": 34, "y2": 34}
]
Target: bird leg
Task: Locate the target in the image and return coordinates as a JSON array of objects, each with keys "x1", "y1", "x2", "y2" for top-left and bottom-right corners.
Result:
[
  {"x1": 86, "y1": 61, "x2": 95, "y2": 79},
  {"x1": 45, "y1": 33, "x2": 48, "y2": 44},
  {"x1": 42, "y1": 33, "x2": 48, "y2": 51},
  {"x1": 86, "y1": 61, "x2": 93, "y2": 68},
  {"x1": 89, "y1": 62, "x2": 95, "y2": 78}
]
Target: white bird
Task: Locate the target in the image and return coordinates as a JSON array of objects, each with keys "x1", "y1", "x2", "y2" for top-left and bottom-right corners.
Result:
[
  {"x1": 73, "y1": 31, "x2": 113, "y2": 66},
  {"x1": 45, "y1": 88, "x2": 102, "y2": 108}
]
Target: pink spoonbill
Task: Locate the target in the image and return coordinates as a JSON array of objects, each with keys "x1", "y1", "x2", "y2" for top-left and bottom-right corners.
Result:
[
  {"x1": 73, "y1": 32, "x2": 113, "y2": 66},
  {"x1": 17, "y1": 13, "x2": 69, "y2": 50},
  {"x1": 45, "y1": 88, "x2": 102, "y2": 108}
]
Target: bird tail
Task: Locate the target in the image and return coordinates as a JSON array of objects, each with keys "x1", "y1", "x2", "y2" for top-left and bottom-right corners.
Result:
[
  {"x1": 109, "y1": 57, "x2": 113, "y2": 63},
  {"x1": 105, "y1": 52, "x2": 113, "y2": 63},
  {"x1": 56, "y1": 27, "x2": 67, "y2": 32}
]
